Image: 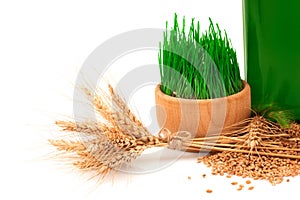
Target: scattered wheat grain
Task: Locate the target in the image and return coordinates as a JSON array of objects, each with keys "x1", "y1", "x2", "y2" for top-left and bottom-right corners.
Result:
[
  {"x1": 206, "y1": 189, "x2": 213, "y2": 193},
  {"x1": 248, "y1": 186, "x2": 254, "y2": 190}
]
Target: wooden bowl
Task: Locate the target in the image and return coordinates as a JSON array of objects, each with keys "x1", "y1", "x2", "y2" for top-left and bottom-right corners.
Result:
[{"x1": 155, "y1": 81, "x2": 251, "y2": 138}]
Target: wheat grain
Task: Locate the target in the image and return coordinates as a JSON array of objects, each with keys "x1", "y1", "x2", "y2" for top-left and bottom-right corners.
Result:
[{"x1": 248, "y1": 186, "x2": 254, "y2": 190}]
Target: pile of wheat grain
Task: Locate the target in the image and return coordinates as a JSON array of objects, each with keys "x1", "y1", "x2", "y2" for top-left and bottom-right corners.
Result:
[
  {"x1": 197, "y1": 123, "x2": 300, "y2": 185},
  {"x1": 198, "y1": 151, "x2": 300, "y2": 185}
]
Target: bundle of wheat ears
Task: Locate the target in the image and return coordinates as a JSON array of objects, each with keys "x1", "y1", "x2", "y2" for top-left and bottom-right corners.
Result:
[{"x1": 50, "y1": 83, "x2": 300, "y2": 181}]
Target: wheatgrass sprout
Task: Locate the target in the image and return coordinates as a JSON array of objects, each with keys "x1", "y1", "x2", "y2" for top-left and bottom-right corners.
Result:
[{"x1": 158, "y1": 14, "x2": 243, "y2": 99}]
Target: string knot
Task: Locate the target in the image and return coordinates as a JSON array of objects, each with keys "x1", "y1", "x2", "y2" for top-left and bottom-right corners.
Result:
[{"x1": 158, "y1": 128, "x2": 192, "y2": 150}]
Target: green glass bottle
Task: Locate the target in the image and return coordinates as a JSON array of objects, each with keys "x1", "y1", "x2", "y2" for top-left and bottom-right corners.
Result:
[{"x1": 243, "y1": 0, "x2": 300, "y2": 120}]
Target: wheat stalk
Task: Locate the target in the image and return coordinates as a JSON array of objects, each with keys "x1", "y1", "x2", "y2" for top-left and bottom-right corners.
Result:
[
  {"x1": 108, "y1": 85, "x2": 151, "y2": 138},
  {"x1": 50, "y1": 83, "x2": 300, "y2": 183},
  {"x1": 183, "y1": 116, "x2": 300, "y2": 159},
  {"x1": 50, "y1": 83, "x2": 170, "y2": 179}
]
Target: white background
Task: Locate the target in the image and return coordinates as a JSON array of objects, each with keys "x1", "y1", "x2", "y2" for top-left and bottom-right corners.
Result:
[{"x1": 1, "y1": 0, "x2": 299, "y2": 200}]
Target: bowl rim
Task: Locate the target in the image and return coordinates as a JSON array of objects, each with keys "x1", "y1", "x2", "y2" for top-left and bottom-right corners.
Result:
[{"x1": 155, "y1": 80, "x2": 250, "y2": 103}]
